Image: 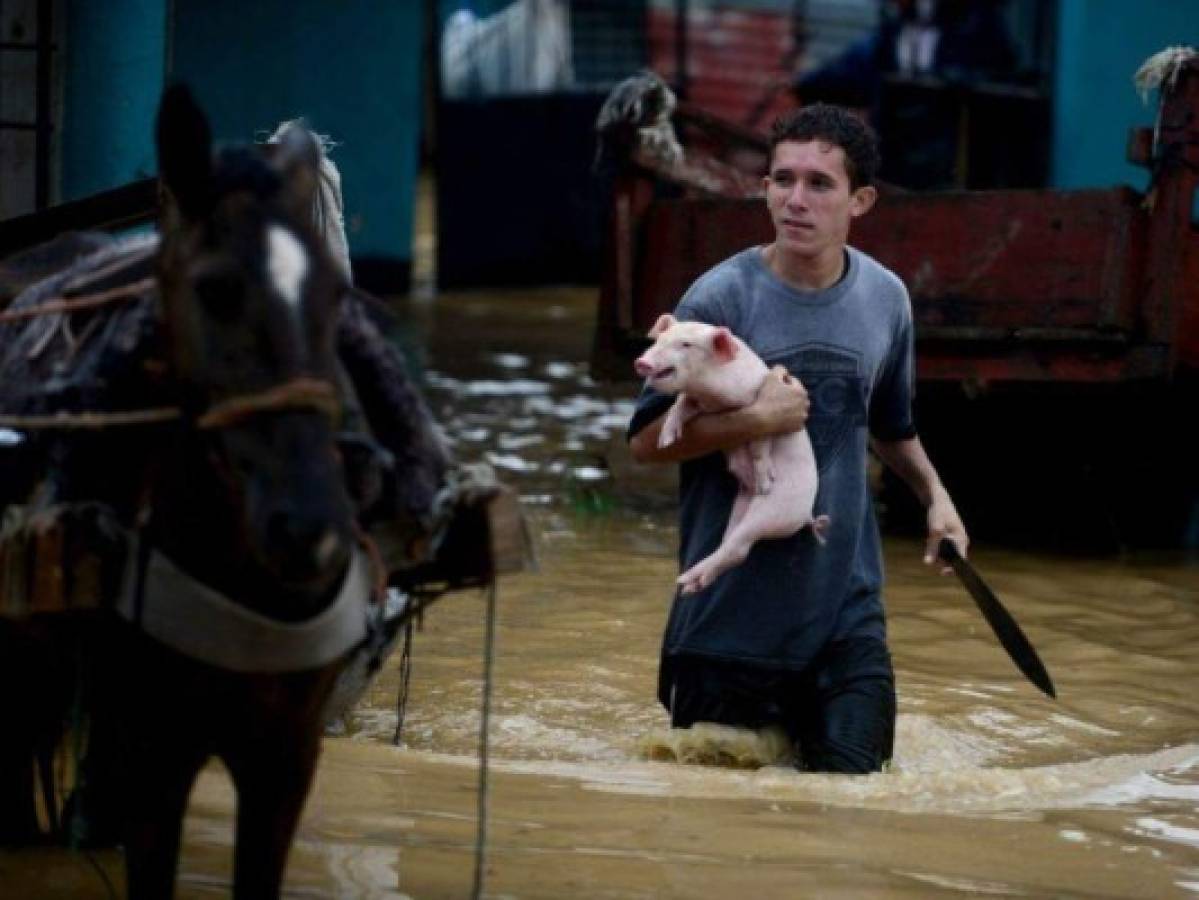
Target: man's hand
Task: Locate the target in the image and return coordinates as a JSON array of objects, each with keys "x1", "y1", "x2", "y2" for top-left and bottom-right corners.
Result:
[
  {"x1": 923, "y1": 487, "x2": 968, "y2": 575},
  {"x1": 869, "y1": 435, "x2": 969, "y2": 575},
  {"x1": 754, "y1": 365, "x2": 809, "y2": 435}
]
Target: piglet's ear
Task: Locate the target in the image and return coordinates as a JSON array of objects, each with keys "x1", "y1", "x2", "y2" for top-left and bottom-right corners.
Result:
[
  {"x1": 648, "y1": 313, "x2": 677, "y2": 339},
  {"x1": 711, "y1": 327, "x2": 738, "y2": 363}
]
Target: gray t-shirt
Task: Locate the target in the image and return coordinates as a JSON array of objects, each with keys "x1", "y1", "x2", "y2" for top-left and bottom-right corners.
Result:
[{"x1": 629, "y1": 245, "x2": 916, "y2": 672}]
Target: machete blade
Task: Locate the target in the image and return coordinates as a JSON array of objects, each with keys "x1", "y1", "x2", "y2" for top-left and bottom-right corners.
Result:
[{"x1": 938, "y1": 538, "x2": 1057, "y2": 699}]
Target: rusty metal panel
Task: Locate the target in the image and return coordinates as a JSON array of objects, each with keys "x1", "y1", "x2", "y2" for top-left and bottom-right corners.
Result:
[
  {"x1": 854, "y1": 187, "x2": 1147, "y2": 332},
  {"x1": 1179, "y1": 247, "x2": 1199, "y2": 371},
  {"x1": 599, "y1": 169, "x2": 1182, "y2": 387},
  {"x1": 629, "y1": 188, "x2": 1148, "y2": 339},
  {"x1": 916, "y1": 344, "x2": 1168, "y2": 383},
  {"x1": 634, "y1": 197, "x2": 771, "y2": 330}
]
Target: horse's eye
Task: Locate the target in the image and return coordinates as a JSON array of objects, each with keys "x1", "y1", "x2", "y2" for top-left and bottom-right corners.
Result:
[{"x1": 193, "y1": 273, "x2": 245, "y2": 322}]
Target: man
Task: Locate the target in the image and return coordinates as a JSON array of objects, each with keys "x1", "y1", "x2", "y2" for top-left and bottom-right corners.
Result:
[{"x1": 627, "y1": 103, "x2": 968, "y2": 774}]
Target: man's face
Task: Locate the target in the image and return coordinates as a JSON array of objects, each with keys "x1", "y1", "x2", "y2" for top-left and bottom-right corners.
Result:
[{"x1": 763, "y1": 140, "x2": 876, "y2": 260}]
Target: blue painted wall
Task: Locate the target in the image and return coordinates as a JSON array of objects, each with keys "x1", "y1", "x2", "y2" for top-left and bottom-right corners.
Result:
[
  {"x1": 60, "y1": 0, "x2": 166, "y2": 201},
  {"x1": 170, "y1": 1, "x2": 424, "y2": 278},
  {"x1": 1052, "y1": 0, "x2": 1197, "y2": 190}
]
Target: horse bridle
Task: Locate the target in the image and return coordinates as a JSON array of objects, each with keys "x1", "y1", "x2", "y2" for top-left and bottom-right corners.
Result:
[
  {"x1": 186, "y1": 375, "x2": 345, "y2": 534},
  {"x1": 195, "y1": 377, "x2": 340, "y2": 430},
  {"x1": 185, "y1": 375, "x2": 343, "y2": 509}
]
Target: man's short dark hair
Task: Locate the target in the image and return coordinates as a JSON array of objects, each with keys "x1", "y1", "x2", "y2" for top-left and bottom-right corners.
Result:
[{"x1": 768, "y1": 104, "x2": 880, "y2": 190}]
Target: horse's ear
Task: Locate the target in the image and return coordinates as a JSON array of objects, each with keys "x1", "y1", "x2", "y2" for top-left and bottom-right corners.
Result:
[
  {"x1": 268, "y1": 122, "x2": 322, "y2": 221},
  {"x1": 156, "y1": 83, "x2": 214, "y2": 220}
]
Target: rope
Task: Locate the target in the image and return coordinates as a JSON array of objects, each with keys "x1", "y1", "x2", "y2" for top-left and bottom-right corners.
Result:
[
  {"x1": 0, "y1": 277, "x2": 156, "y2": 324},
  {"x1": 472, "y1": 579, "x2": 498, "y2": 900},
  {"x1": 392, "y1": 620, "x2": 414, "y2": 746},
  {"x1": 352, "y1": 521, "x2": 389, "y2": 604},
  {"x1": 1, "y1": 378, "x2": 339, "y2": 433},
  {"x1": 0, "y1": 408, "x2": 182, "y2": 430}
]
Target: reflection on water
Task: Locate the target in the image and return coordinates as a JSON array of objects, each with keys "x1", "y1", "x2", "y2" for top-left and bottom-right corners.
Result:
[{"x1": 8, "y1": 285, "x2": 1196, "y2": 898}]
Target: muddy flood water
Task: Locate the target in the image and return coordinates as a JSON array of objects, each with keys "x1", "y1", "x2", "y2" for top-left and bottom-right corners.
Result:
[{"x1": 8, "y1": 285, "x2": 1199, "y2": 898}]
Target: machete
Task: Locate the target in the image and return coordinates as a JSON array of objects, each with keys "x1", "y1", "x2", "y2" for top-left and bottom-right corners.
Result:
[{"x1": 937, "y1": 538, "x2": 1057, "y2": 699}]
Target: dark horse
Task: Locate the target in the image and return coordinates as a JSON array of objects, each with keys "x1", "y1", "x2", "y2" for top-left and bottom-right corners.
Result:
[
  {"x1": 116, "y1": 85, "x2": 363, "y2": 898},
  {"x1": 0, "y1": 85, "x2": 394, "y2": 897}
]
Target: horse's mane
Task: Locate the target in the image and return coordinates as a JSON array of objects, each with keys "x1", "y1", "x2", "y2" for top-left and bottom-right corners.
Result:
[
  {"x1": 211, "y1": 146, "x2": 285, "y2": 200},
  {"x1": 266, "y1": 120, "x2": 352, "y2": 281}
]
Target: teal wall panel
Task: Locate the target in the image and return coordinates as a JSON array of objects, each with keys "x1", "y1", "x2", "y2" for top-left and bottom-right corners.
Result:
[
  {"x1": 1053, "y1": 0, "x2": 1197, "y2": 189},
  {"x1": 60, "y1": 0, "x2": 167, "y2": 201},
  {"x1": 170, "y1": 1, "x2": 423, "y2": 274}
]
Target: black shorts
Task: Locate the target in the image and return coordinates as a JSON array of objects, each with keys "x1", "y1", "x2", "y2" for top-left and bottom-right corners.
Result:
[{"x1": 661, "y1": 638, "x2": 896, "y2": 774}]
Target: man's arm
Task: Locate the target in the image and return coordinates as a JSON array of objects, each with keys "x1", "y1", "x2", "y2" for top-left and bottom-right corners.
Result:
[
  {"x1": 871, "y1": 435, "x2": 968, "y2": 572},
  {"x1": 629, "y1": 367, "x2": 809, "y2": 464}
]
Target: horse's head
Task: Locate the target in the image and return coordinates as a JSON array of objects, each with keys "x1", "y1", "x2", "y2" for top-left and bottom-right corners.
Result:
[{"x1": 152, "y1": 85, "x2": 355, "y2": 610}]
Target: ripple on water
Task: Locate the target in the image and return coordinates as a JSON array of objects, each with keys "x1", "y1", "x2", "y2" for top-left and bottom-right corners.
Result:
[{"x1": 465, "y1": 742, "x2": 1199, "y2": 819}]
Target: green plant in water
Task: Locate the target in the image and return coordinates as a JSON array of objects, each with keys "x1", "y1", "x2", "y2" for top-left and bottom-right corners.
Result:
[{"x1": 567, "y1": 481, "x2": 616, "y2": 516}]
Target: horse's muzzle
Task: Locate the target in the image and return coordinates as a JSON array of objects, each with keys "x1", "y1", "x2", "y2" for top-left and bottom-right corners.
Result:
[{"x1": 263, "y1": 510, "x2": 353, "y2": 590}]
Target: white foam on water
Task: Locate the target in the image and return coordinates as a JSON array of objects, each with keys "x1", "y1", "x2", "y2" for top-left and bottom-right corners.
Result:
[
  {"x1": 490, "y1": 352, "x2": 529, "y2": 369},
  {"x1": 1132, "y1": 816, "x2": 1199, "y2": 849},
  {"x1": 425, "y1": 372, "x2": 551, "y2": 396},
  {"x1": 1079, "y1": 753, "x2": 1199, "y2": 805},
  {"x1": 638, "y1": 723, "x2": 791, "y2": 769},
  {"x1": 896, "y1": 871, "x2": 1025, "y2": 895},
  {"x1": 484, "y1": 452, "x2": 540, "y2": 473},
  {"x1": 570, "y1": 466, "x2": 608, "y2": 482},
  {"x1": 497, "y1": 433, "x2": 544, "y2": 450},
  {"x1": 395, "y1": 740, "x2": 1199, "y2": 818}
]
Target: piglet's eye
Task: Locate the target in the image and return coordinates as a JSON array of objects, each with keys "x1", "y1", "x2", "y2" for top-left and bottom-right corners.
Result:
[{"x1": 680, "y1": 342, "x2": 692, "y2": 349}]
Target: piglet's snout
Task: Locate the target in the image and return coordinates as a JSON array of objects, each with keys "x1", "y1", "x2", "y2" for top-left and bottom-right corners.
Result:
[{"x1": 634, "y1": 356, "x2": 655, "y2": 378}]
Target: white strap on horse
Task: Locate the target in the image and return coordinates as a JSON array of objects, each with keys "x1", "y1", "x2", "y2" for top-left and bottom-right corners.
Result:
[{"x1": 114, "y1": 546, "x2": 373, "y2": 673}]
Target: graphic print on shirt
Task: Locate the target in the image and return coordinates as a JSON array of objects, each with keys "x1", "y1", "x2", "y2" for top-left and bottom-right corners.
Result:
[{"x1": 767, "y1": 343, "x2": 866, "y2": 474}]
